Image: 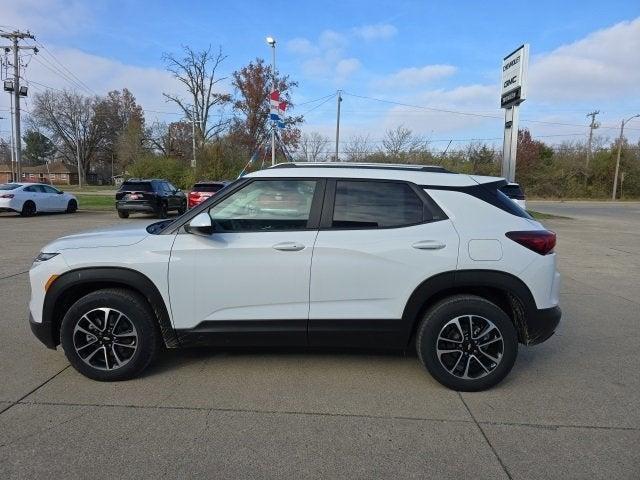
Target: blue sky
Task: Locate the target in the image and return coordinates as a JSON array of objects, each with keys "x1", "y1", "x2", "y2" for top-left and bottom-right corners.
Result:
[{"x1": 2, "y1": 0, "x2": 640, "y2": 150}]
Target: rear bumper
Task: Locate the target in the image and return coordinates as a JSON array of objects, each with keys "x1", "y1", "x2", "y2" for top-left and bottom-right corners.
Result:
[
  {"x1": 116, "y1": 201, "x2": 155, "y2": 212},
  {"x1": 524, "y1": 305, "x2": 561, "y2": 345},
  {"x1": 29, "y1": 312, "x2": 57, "y2": 349}
]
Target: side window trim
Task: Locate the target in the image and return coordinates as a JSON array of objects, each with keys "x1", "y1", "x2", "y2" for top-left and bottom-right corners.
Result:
[{"x1": 319, "y1": 178, "x2": 447, "y2": 231}]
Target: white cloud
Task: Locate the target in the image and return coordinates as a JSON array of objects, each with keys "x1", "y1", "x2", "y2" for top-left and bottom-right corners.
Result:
[
  {"x1": 288, "y1": 29, "x2": 360, "y2": 84},
  {"x1": 286, "y1": 38, "x2": 317, "y2": 56},
  {"x1": 319, "y1": 30, "x2": 348, "y2": 50},
  {"x1": 336, "y1": 58, "x2": 362, "y2": 79},
  {"x1": 529, "y1": 17, "x2": 640, "y2": 102},
  {"x1": 352, "y1": 24, "x2": 398, "y2": 41},
  {"x1": 375, "y1": 64, "x2": 457, "y2": 88},
  {"x1": 21, "y1": 47, "x2": 216, "y2": 123},
  {"x1": 0, "y1": 0, "x2": 93, "y2": 36}
]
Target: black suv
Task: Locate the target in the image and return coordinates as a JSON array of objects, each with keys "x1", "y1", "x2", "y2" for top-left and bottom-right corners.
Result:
[{"x1": 115, "y1": 179, "x2": 187, "y2": 219}]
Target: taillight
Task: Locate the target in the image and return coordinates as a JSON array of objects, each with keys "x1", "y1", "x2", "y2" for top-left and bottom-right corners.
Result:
[
  {"x1": 0, "y1": 194, "x2": 14, "y2": 198},
  {"x1": 505, "y1": 230, "x2": 556, "y2": 255}
]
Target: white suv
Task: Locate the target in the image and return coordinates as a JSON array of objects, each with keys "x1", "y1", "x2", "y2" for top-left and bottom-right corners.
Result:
[{"x1": 28, "y1": 163, "x2": 561, "y2": 391}]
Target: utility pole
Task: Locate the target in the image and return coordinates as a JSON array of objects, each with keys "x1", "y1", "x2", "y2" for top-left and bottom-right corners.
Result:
[
  {"x1": 191, "y1": 113, "x2": 197, "y2": 170},
  {"x1": 1, "y1": 30, "x2": 38, "y2": 182},
  {"x1": 75, "y1": 123, "x2": 82, "y2": 189},
  {"x1": 334, "y1": 90, "x2": 342, "y2": 162},
  {"x1": 585, "y1": 110, "x2": 600, "y2": 171},
  {"x1": 612, "y1": 114, "x2": 639, "y2": 200},
  {"x1": 190, "y1": 109, "x2": 203, "y2": 172}
]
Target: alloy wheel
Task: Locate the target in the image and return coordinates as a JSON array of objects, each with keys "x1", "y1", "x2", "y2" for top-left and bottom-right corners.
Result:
[
  {"x1": 72, "y1": 307, "x2": 139, "y2": 371},
  {"x1": 436, "y1": 315, "x2": 504, "y2": 380}
]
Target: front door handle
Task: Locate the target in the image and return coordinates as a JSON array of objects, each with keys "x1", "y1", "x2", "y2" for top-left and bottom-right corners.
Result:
[
  {"x1": 272, "y1": 242, "x2": 305, "y2": 252},
  {"x1": 412, "y1": 240, "x2": 446, "y2": 250}
]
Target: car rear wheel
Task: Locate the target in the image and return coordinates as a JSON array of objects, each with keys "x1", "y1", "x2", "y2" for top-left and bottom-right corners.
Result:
[
  {"x1": 20, "y1": 200, "x2": 36, "y2": 217},
  {"x1": 416, "y1": 294, "x2": 518, "y2": 391},
  {"x1": 178, "y1": 202, "x2": 187, "y2": 215},
  {"x1": 157, "y1": 202, "x2": 168, "y2": 218},
  {"x1": 117, "y1": 210, "x2": 129, "y2": 219},
  {"x1": 66, "y1": 199, "x2": 78, "y2": 213},
  {"x1": 60, "y1": 288, "x2": 161, "y2": 381}
]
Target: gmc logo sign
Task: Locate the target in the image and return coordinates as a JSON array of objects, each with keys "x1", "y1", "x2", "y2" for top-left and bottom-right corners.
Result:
[{"x1": 503, "y1": 76, "x2": 518, "y2": 88}]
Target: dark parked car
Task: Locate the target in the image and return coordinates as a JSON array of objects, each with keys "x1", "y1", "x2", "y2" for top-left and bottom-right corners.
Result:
[
  {"x1": 188, "y1": 181, "x2": 230, "y2": 209},
  {"x1": 499, "y1": 182, "x2": 526, "y2": 210},
  {"x1": 116, "y1": 179, "x2": 187, "y2": 219}
]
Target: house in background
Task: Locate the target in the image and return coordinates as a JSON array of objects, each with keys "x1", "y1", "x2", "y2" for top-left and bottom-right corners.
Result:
[{"x1": 0, "y1": 162, "x2": 98, "y2": 185}]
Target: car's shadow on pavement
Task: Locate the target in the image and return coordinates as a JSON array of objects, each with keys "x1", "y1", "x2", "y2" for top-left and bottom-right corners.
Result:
[{"x1": 143, "y1": 345, "x2": 419, "y2": 379}]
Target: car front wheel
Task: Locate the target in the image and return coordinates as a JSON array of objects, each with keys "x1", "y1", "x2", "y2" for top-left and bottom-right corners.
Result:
[
  {"x1": 60, "y1": 288, "x2": 161, "y2": 381},
  {"x1": 66, "y1": 199, "x2": 78, "y2": 213},
  {"x1": 416, "y1": 294, "x2": 518, "y2": 392},
  {"x1": 117, "y1": 210, "x2": 129, "y2": 219}
]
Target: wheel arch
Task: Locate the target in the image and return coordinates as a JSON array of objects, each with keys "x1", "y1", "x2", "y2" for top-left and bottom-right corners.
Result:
[
  {"x1": 402, "y1": 269, "x2": 537, "y2": 346},
  {"x1": 44, "y1": 267, "x2": 179, "y2": 348}
]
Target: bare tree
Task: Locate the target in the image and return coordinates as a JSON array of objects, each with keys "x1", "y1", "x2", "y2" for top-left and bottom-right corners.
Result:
[
  {"x1": 381, "y1": 125, "x2": 428, "y2": 161},
  {"x1": 146, "y1": 121, "x2": 192, "y2": 160},
  {"x1": 298, "y1": 132, "x2": 330, "y2": 162},
  {"x1": 344, "y1": 134, "x2": 372, "y2": 162},
  {"x1": 163, "y1": 46, "x2": 232, "y2": 143},
  {"x1": 31, "y1": 90, "x2": 103, "y2": 181}
]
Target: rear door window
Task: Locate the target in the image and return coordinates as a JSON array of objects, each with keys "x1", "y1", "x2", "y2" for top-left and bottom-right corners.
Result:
[{"x1": 331, "y1": 181, "x2": 425, "y2": 229}]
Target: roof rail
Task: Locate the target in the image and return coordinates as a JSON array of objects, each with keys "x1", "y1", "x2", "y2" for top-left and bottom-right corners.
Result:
[{"x1": 269, "y1": 162, "x2": 453, "y2": 173}]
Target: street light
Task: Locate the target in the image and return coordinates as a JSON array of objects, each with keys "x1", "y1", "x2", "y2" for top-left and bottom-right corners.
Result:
[
  {"x1": 266, "y1": 36, "x2": 276, "y2": 165},
  {"x1": 612, "y1": 114, "x2": 639, "y2": 200}
]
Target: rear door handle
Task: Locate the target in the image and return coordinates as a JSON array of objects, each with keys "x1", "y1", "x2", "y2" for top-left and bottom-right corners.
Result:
[
  {"x1": 412, "y1": 240, "x2": 446, "y2": 250},
  {"x1": 272, "y1": 242, "x2": 305, "y2": 252}
]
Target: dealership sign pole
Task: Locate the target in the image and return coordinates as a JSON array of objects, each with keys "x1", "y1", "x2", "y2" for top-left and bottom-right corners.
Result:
[{"x1": 501, "y1": 44, "x2": 529, "y2": 182}]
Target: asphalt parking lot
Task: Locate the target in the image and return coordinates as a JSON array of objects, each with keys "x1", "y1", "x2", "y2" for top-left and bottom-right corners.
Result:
[{"x1": 1, "y1": 203, "x2": 638, "y2": 479}]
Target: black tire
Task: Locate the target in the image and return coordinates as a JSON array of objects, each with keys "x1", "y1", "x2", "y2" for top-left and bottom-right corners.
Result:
[
  {"x1": 60, "y1": 288, "x2": 162, "y2": 381},
  {"x1": 178, "y1": 202, "x2": 187, "y2": 215},
  {"x1": 66, "y1": 199, "x2": 78, "y2": 213},
  {"x1": 20, "y1": 200, "x2": 36, "y2": 217},
  {"x1": 117, "y1": 210, "x2": 129, "y2": 219},
  {"x1": 157, "y1": 202, "x2": 168, "y2": 218},
  {"x1": 416, "y1": 294, "x2": 518, "y2": 392}
]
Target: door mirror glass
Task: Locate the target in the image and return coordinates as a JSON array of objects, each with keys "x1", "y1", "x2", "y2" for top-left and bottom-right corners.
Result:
[{"x1": 185, "y1": 212, "x2": 213, "y2": 236}]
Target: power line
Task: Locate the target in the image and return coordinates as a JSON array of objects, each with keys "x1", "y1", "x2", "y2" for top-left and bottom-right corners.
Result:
[
  {"x1": 32, "y1": 39, "x2": 96, "y2": 95},
  {"x1": 299, "y1": 93, "x2": 336, "y2": 116},
  {"x1": 295, "y1": 93, "x2": 336, "y2": 107},
  {"x1": 341, "y1": 92, "x2": 640, "y2": 132}
]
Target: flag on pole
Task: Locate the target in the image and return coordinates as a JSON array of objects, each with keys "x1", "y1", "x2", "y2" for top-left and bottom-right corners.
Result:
[
  {"x1": 277, "y1": 101, "x2": 287, "y2": 128},
  {"x1": 269, "y1": 90, "x2": 280, "y2": 121}
]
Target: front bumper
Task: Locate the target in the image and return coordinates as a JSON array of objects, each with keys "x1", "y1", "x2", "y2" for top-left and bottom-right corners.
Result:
[
  {"x1": 524, "y1": 305, "x2": 561, "y2": 345},
  {"x1": 29, "y1": 312, "x2": 57, "y2": 349}
]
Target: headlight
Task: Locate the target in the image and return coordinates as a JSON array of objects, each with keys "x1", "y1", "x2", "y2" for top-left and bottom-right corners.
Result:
[{"x1": 33, "y1": 252, "x2": 60, "y2": 265}]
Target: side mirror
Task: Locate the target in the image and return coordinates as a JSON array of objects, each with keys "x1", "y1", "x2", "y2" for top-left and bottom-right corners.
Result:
[{"x1": 185, "y1": 212, "x2": 213, "y2": 236}]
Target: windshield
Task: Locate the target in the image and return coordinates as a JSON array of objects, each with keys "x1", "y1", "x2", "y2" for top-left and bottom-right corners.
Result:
[{"x1": 0, "y1": 183, "x2": 21, "y2": 190}]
